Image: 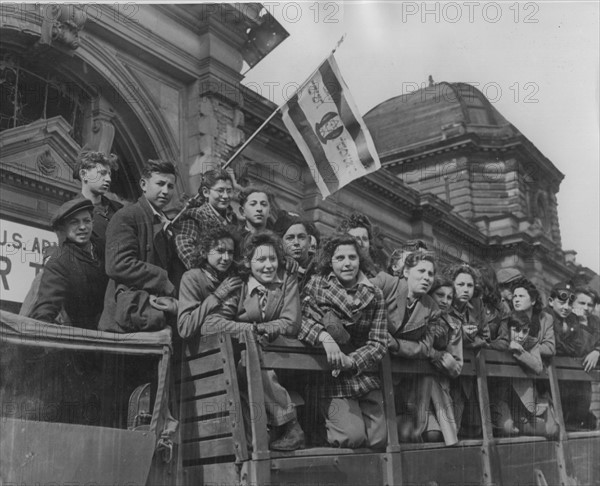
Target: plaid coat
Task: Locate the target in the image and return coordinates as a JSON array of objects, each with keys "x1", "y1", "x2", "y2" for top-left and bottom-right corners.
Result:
[
  {"x1": 174, "y1": 202, "x2": 238, "y2": 270},
  {"x1": 299, "y1": 273, "x2": 388, "y2": 399}
]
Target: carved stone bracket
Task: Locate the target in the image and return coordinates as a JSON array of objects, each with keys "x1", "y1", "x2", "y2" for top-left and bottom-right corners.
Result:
[
  {"x1": 39, "y1": 4, "x2": 87, "y2": 51},
  {"x1": 85, "y1": 97, "x2": 116, "y2": 154}
]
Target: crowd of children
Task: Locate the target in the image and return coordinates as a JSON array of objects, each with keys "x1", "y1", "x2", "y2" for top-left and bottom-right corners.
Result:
[{"x1": 25, "y1": 157, "x2": 600, "y2": 450}]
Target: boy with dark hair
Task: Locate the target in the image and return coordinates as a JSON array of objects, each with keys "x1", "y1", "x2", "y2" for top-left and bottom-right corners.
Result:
[
  {"x1": 71, "y1": 149, "x2": 122, "y2": 258},
  {"x1": 98, "y1": 160, "x2": 179, "y2": 332}
]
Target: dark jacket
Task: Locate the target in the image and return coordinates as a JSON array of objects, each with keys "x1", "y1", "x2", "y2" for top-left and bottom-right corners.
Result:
[
  {"x1": 544, "y1": 308, "x2": 587, "y2": 357},
  {"x1": 29, "y1": 241, "x2": 108, "y2": 329},
  {"x1": 98, "y1": 197, "x2": 177, "y2": 331},
  {"x1": 69, "y1": 194, "x2": 123, "y2": 260}
]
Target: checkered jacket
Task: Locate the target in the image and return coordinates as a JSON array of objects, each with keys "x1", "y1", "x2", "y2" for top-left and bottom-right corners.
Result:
[
  {"x1": 299, "y1": 273, "x2": 388, "y2": 399},
  {"x1": 174, "y1": 202, "x2": 238, "y2": 270}
]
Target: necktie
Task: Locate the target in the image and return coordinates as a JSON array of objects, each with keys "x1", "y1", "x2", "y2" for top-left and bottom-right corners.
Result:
[{"x1": 256, "y1": 286, "x2": 268, "y2": 321}]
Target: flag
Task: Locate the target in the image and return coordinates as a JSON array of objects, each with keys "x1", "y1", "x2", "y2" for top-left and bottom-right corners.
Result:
[{"x1": 280, "y1": 55, "x2": 381, "y2": 198}]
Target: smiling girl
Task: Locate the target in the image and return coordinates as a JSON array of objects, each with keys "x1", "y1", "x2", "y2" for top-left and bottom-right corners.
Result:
[
  {"x1": 175, "y1": 169, "x2": 239, "y2": 270},
  {"x1": 201, "y1": 231, "x2": 305, "y2": 451},
  {"x1": 300, "y1": 234, "x2": 388, "y2": 449}
]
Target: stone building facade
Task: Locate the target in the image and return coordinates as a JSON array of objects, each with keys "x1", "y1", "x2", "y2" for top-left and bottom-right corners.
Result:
[{"x1": 0, "y1": 4, "x2": 595, "y2": 311}]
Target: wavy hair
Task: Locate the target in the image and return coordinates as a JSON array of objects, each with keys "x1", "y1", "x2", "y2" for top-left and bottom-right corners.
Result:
[
  {"x1": 189, "y1": 225, "x2": 239, "y2": 270},
  {"x1": 444, "y1": 262, "x2": 481, "y2": 288},
  {"x1": 336, "y1": 212, "x2": 373, "y2": 242},
  {"x1": 402, "y1": 250, "x2": 437, "y2": 275},
  {"x1": 510, "y1": 277, "x2": 543, "y2": 315},
  {"x1": 238, "y1": 185, "x2": 273, "y2": 209},
  {"x1": 73, "y1": 149, "x2": 119, "y2": 180},
  {"x1": 140, "y1": 159, "x2": 177, "y2": 179},
  {"x1": 239, "y1": 231, "x2": 286, "y2": 279},
  {"x1": 428, "y1": 276, "x2": 455, "y2": 296},
  {"x1": 472, "y1": 263, "x2": 502, "y2": 310},
  {"x1": 315, "y1": 233, "x2": 373, "y2": 277}
]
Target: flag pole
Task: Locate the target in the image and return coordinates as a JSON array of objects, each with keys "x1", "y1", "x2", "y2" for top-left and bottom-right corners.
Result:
[
  {"x1": 222, "y1": 34, "x2": 346, "y2": 171},
  {"x1": 168, "y1": 35, "x2": 347, "y2": 228}
]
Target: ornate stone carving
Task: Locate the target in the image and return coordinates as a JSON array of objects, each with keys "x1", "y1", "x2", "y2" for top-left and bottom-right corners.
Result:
[
  {"x1": 40, "y1": 4, "x2": 87, "y2": 51},
  {"x1": 36, "y1": 150, "x2": 57, "y2": 177}
]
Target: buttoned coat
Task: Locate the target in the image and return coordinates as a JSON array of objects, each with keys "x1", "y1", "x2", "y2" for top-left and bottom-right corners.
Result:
[{"x1": 98, "y1": 197, "x2": 176, "y2": 331}]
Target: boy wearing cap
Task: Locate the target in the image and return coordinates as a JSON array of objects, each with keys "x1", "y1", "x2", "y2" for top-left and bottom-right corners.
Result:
[
  {"x1": 98, "y1": 160, "x2": 179, "y2": 332},
  {"x1": 496, "y1": 267, "x2": 522, "y2": 312},
  {"x1": 544, "y1": 282, "x2": 598, "y2": 430},
  {"x1": 29, "y1": 199, "x2": 108, "y2": 329}
]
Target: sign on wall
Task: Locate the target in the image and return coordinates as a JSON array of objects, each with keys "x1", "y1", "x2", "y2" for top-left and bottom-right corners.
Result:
[{"x1": 0, "y1": 219, "x2": 58, "y2": 304}]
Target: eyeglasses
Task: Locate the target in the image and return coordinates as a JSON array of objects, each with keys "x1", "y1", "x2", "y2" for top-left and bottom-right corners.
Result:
[
  {"x1": 211, "y1": 188, "x2": 233, "y2": 196},
  {"x1": 553, "y1": 290, "x2": 575, "y2": 302}
]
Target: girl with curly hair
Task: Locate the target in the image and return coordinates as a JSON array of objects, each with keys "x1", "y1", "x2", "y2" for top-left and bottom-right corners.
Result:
[
  {"x1": 299, "y1": 234, "x2": 388, "y2": 449},
  {"x1": 177, "y1": 225, "x2": 241, "y2": 339},
  {"x1": 202, "y1": 231, "x2": 305, "y2": 451},
  {"x1": 511, "y1": 277, "x2": 555, "y2": 358}
]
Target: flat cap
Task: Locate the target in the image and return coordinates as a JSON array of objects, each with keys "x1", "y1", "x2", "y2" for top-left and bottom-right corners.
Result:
[
  {"x1": 496, "y1": 267, "x2": 522, "y2": 285},
  {"x1": 51, "y1": 198, "x2": 94, "y2": 229}
]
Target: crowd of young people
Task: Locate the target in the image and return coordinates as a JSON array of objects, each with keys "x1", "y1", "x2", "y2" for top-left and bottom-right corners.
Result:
[{"x1": 25, "y1": 158, "x2": 600, "y2": 451}]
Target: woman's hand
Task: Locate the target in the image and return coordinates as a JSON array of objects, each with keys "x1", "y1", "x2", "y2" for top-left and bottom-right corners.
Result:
[
  {"x1": 463, "y1": 324, "x2": 478, "y2": 338},
  {"x1": 213, "y1": 277, "x2": 243, "y2": 301},
  {"x1": 387, "y1": 333, "x2": 399, "y2": 353},
  {"x1": 583, "y1": 350, "x2": 599, "y2": 373},
  {"x1": 319, "y1": 331, "x2": 353, "y2": 371}
]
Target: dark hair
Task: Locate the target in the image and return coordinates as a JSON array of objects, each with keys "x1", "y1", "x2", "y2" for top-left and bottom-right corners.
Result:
[
  {"x1": 472, "y1": 263, "x2": 502, "y2": 309},
  {"x1": 445, "y1": 262, "x2": 480, "y2": 286},
  {"x1": 508, "y1": 310, "x2": 531, "y2": 331},
  {"x1": 315, "y1": 233, "x2": 373, "y2": 277},
  {"x1": 574, "y1": 287, "x2": 597, "y2": 304},
  {"x1": 73, "y1": 149, "x2": 118, "y2": 180},
  {"x1": 429, "y1": 276, "x2": 455, "y2": 296},
  {"x1": 337, "y1": 213, "x2": 373, "y2": 242},
  {"x1": 140, "y1": 159, "x2": 177, "y2": 179},
  {"x1": 305, "y1": 221, "x2": 321, "y2": 245},
  {"x1": 273, "y1": 212, "x2": 307, "y2": 238},
  {"x1": 199, "y1": 169, "x2": 233, "y2": 194},
  {"x1": 239, "y1": 231, "x2": 285, "y2": 279},
  {"x1": 403, "y1": 250, "x2": 437, "y2": 274},
  {"x1": 189, "y1": 225, "x2": 238, "y2": 270},
  {"x1": 238, "y1": 185, "x2": 273, "y2": 209},
  {"x1": 510, "y1": 277, "x2": 543, "y2": 315},
  {"x1": 388, "y1": 240, "x2": 429, "y2": 273}
]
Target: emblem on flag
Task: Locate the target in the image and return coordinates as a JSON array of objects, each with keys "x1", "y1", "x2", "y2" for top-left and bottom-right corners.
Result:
[{"x1": 281, "y1": 55, "x2": 381, "y2": 198}]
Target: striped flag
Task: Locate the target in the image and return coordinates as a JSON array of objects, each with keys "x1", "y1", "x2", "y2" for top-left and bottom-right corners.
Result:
[{"x1": 280, "y1": 55, "x2": 381, "y2": 198}]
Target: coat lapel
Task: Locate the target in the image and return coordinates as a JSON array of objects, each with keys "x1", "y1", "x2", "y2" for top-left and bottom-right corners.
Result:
[{"x1": 139, "y1": 197, "x2": 169, "y2": 268}]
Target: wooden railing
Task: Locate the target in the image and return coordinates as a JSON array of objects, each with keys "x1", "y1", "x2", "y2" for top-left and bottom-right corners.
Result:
[{"x1": 177, "y1": 333, "x2": 600, "y2": 486}]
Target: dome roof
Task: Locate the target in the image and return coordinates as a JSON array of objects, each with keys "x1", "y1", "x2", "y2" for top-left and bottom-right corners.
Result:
[{"x1": 364, "y1": 82, "x2": 517, "y2": 157}]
